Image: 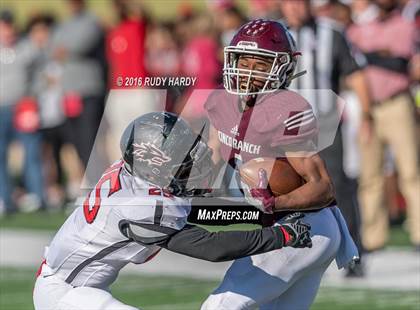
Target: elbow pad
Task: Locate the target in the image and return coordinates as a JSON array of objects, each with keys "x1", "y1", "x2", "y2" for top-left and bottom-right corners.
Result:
[{"x1": 119, "y1": 220, "x2": 179, "y2": 245}]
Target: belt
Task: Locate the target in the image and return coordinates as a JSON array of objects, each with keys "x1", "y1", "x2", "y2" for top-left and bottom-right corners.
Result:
[
  {"x1": 377, "y1": 89, "x2": 410, "y2": 105},
  {"x1": 261, "y1": 199, "x2": 336, "y2": 227}
]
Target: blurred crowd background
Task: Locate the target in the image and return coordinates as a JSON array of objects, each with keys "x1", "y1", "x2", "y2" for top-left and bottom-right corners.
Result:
[{"x1": 0, "y1": 0, "x2": 419, "y2": 257}]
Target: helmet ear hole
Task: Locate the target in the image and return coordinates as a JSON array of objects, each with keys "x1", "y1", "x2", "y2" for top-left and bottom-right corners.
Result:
[
  {"x1": 279, "y1": 55, "x2": 288, "y2": 64},
  {"x1": 271, "y1": 80, "x2": 281, "y2": 90}
]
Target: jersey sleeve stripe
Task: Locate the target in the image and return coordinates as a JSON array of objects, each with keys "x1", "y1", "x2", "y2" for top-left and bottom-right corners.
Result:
[
  {"x1": 65, "y1": 240, "x2": 132, "y2": 285},
  {"x1": 287, "y1": 117, "x2": 315, "y2": 130},
  {"x1": 286, "y1": 114, "x2": 314, "y2": 127},
  {"x1": 284, "y1": 110, "x2": 313, "y2": 125},
  {"x1": 153, "y1": 200, "x2": 163, "y2": 225}
]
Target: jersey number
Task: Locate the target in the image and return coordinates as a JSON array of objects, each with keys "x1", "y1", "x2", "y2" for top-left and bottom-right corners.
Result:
[{"x1": 83, "y1": 162, "x2": 123, "y2": 223}]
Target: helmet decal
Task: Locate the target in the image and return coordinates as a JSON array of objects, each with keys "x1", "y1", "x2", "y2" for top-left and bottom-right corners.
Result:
[
  {"x1": 132, "y1": 142, "x2": 171, "y2": 167},
  {"x1": 120, "y1": 112, "x2": 213, "y2": 197},
  {"x1": 237, "y1": 41, "x2": 258, "y2": 48}
]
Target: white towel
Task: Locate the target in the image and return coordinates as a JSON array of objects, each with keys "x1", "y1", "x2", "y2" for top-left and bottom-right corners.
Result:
[{"x1": 330, "y1": 206, "x2": 360, "y2": 269}]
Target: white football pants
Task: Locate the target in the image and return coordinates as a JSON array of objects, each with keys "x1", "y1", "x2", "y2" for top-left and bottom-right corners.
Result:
[
  {"x1": 201, "y1": 207, "x2": 341, "y2": 310},
  {"x1": 33, "y1": 270, "x2": 139, "y2": 310}
]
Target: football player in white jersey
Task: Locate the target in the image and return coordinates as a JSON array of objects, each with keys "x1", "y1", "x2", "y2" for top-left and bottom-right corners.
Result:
[{"x1": 33, "y1": 112, "x2": 313, "y2": 310}]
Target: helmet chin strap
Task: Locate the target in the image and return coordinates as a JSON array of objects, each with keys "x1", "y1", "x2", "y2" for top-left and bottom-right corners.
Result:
[
  {"x1": 239, "y1": 93, "x2": 257, "y2": 108},
  {"x1": 289, "y1": 70, "x2": 307, "y2": 82}
]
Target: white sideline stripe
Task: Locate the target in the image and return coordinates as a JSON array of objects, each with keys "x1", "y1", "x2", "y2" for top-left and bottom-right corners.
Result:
[
  {"x1": 147, "y1": 302, "x2": 201, "y2": 310},
  {"x1": 1, "y1": 229, "x2": 419, "y2": 290}
]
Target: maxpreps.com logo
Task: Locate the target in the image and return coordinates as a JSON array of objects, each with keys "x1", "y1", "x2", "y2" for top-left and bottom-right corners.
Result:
[{"x1": 132, "y1": 142, "x2": 171, "y2": 166}]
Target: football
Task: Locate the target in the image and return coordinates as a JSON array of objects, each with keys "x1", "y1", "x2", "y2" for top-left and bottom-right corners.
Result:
[{"x1": 239, "y1": 157, "x2": 304, "y2": 196}]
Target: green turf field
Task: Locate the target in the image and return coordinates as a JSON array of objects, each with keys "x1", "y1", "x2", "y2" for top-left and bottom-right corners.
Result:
[
  {"x1": 1, "y1": 267, "x2": 419, "y2": 310},
  {"x1": 0, "y1": 210, "x2": 412, "y2": 247}
]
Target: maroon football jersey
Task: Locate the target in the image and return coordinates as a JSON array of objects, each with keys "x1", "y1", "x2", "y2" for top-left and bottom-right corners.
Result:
[{"x1": 205, "y1": 89, "x2": 318, "y2": 166}]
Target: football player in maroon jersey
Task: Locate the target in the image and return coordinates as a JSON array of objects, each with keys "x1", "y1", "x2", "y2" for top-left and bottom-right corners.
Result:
[{"x1": 200, "y1": 19, "x2": 358, "y2": 309}]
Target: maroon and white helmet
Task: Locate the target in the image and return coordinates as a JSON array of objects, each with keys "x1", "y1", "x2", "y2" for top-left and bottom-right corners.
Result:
[{"x1": 223, "y1": 19, "x2": 300, "y2": 96}]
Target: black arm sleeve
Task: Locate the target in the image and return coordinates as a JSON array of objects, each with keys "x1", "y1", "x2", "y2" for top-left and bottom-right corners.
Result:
[
  {"x1": 364, "y1": 52, "x2": 409, "y2": 74},
  {"x1": 334, "y1": 30, "x2": 361, "y2": 77},
  {"x1": 160, "y1": 225, "x2": 285, "y2": 262}
]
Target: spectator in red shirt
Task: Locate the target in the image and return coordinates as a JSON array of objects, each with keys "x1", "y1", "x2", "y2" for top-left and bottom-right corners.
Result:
[
  {"x1": 175, "y1": 13, "x2": 222, "y2": 132},
  {"x1": 106, "y1": 0, "x2": 147, "y2": 89}
]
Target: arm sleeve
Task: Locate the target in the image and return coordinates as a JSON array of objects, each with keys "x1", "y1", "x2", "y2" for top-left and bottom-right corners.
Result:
[
  {"x1": 364, "y1": 52, "x2": 409, "y2": 74},
  {"x1": 334, "y1": 31, "x2": 361, "y2": 77},
  {"x1": 161, "y1": 225, "x2": 285, "y2": 262}
]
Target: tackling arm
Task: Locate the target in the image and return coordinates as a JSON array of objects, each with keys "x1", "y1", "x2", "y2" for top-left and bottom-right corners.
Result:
[
  {"x1": 120, "y1": 218, "x2": 311, "y2": 262},
  {"x1": 161, "y1": 225, "x2": 285, "y2": 262}
]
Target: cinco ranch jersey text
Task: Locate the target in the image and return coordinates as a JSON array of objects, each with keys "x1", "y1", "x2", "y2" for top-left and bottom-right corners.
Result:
[{"x1": 217, "y1": 130, "x2": 261, "y2": 155}]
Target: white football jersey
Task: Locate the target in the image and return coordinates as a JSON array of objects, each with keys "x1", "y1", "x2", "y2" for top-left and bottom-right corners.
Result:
[{"x1": 43, "y1": 160, "x2": 191, "y2": 289}]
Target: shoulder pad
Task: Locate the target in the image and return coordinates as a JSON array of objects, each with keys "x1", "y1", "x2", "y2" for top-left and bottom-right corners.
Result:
[
  {"x1": 204, "y1": 88, "x2": 237, "y2": 113},
  {"x1": 250, "y1": 90, "x2": 315, "y2": 132},
  {"x1": 248, "y1": 91, "x2": 318, "y2": 148}
]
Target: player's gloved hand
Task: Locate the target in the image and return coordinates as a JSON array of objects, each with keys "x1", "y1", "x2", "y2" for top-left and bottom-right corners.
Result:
[
  {"x1": 246, "y1": 169, "x2": 275, "y2": 214},
  {"x1": 277, "y1": 212, "x2": 312, "y2": 248}
]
